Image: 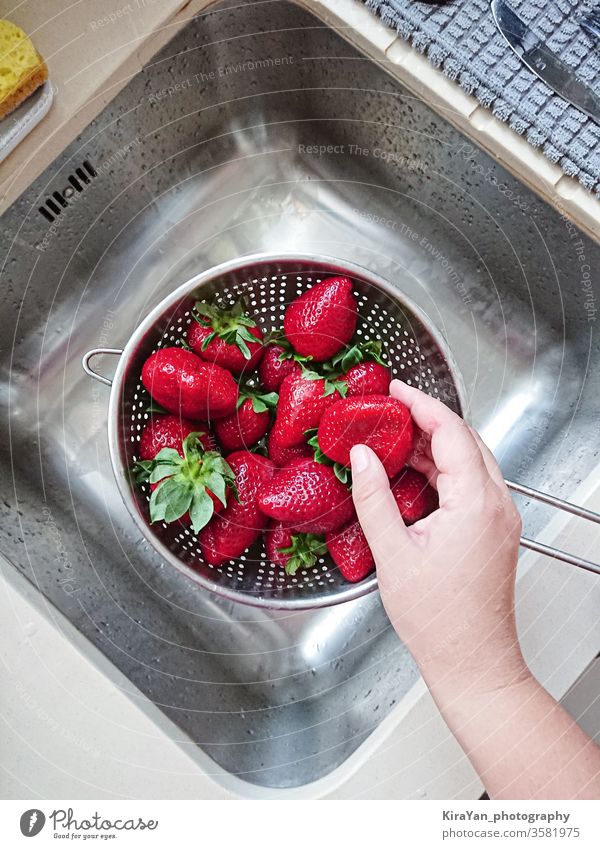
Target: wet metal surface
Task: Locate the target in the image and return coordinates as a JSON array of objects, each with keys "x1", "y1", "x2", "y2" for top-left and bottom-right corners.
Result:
[{"x1": 0, "y1": 0, "x2": 598, "y2": 788}]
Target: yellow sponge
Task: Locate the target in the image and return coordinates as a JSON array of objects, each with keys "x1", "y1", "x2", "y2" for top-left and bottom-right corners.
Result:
[{"x1": 0, "y1": 20, "x2": 48, "y2": 120}]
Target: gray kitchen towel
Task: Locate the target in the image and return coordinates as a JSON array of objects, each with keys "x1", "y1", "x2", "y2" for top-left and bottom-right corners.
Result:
[{"x1": 364, "y1": 0, "x2": 600, "y2": 198}]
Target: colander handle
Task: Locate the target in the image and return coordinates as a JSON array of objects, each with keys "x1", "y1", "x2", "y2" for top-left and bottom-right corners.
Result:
[
  {"x1": 506, "y1": 478, "x2": 600, "y2": 576},
  {"x1": 82, "y1": 348, "x2": 123, "y2": 387}
]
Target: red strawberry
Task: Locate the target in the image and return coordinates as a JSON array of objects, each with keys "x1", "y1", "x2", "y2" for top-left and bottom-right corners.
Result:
[
  {"x1": 273, "y1": 372, "x2": 343, "y2": 448},
  {"x1": 258, "y1": 343, "x2": 303, "y2": 392},
  {"x1": 267, "y1": 426, "x2": 312, "y2": 466},
  {"x1": 187, "y1": 300, "x2": 264, "y2": 374},
  {"x1": 344, "y1": 361, "x2": 391, "y2": 397},
  {"x1": 141, "y1": 347, "x2": 238, "y2": 421},
  {"x1": 199, "y1": 451, "x2": 275, "y2": 565},
  {"x1": 392, "y1": 467, "x2": 438, "y2": 525},
  {"x1": 317, "y1": 395, "x2": 414, "y2": 478},
  {"x1": 258, "y1": 458, "x2": 354, "y2": 533},
  {"x1": 326, "y1": 521, "x2": 375, "y2": 583},
  {"x1": 133, "y1": 433, "x2": 234, "y2": 532},
  {"x1": 284, "y1": 276, "x2": 357, "y2": 362},
  {"x1": 264, "y1": 522, "x2": 326, "y2": 575},
  {"x1": 214, "y1": 388, "x2": 278, "y2": 452},
  {"x1": 139, "y1": 415, "x2": 215, "y2": 460}
]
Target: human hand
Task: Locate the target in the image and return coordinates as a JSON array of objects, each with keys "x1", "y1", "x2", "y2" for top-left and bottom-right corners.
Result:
[{"x1": 350, "y1": 380, "x2": 527, "y2": 699}]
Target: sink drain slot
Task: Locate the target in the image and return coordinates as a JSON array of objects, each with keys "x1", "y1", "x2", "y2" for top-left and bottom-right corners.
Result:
[{"x1": 38, "y1": 160, "x2": 97, "y2": 222}]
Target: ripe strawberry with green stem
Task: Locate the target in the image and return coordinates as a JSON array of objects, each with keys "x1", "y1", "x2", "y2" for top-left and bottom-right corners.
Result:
[
  {"x1": 141, "y1": 347, "x2": 238, "y2": 421},
  {"x1": 265, "y1": 522, "x2": 327, "y2": 575},
  {"x1": 326, "y1": 521, "x2": 375, "y2": 583},
  {"x1": 214, "y1": 385, "x2": 278, "y2": 452},
  {"x1": 133, "y1": 433, "x2": 236, "y2": 532},
  {"x1": 258, "y1": 458, "x2": 354, "y2": 534},
  {"x1": 317, "y1": 394, "x2": 414, "y2": 478},
  {"x1": 198, "y1": 451, "x2": 276, "y2": 566},
  {"x1": 284, "y1": 276, "x2": 358, "y2": 362},
  {"x1": 258, "y1": 337, "x2": 305, "y2": 393},
  {"x1": 273, "y1": 370, "x2": 347, "y2": 449},
  {"x1": 323, "y1": 339, "x2": 391, "y2": 398},
  {"x1": 187, "y1": 299, "x2": 264, "y2": 374}
]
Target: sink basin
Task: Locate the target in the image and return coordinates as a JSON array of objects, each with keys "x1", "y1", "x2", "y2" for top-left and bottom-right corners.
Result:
[{"x1": 1, "y1": 0, "x2": 599, "y2": 790}]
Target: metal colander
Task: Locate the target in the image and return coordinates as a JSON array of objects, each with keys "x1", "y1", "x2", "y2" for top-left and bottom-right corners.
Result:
[{"x1": 83, "y1": 254, "x2": 465, "y2": 609}]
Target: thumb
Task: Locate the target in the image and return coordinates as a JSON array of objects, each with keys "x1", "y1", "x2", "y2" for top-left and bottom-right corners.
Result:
[{"x1": 350, "y1": 445, "x2": 411, "y2": 569}]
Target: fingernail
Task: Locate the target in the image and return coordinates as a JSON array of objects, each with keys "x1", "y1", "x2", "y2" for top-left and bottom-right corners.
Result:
[{"x1": 350, "y1": 444, "x2": 370, "y2": 473}]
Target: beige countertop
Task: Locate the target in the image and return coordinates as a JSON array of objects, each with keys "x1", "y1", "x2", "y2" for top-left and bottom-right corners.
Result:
[{"x1": 0, "y1": 0, "x2": 211, "y2": 212}]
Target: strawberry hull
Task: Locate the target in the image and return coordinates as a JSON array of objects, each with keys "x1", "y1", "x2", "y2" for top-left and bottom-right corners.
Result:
[
  {"x1": 264, "y1": 521, "x2": 327, "y2": 575},
  {"x1": 188, "y1": 322, "x2": 264, "y2": 375}
]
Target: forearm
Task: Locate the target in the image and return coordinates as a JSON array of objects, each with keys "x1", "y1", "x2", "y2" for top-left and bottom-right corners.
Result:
[{"x1": 422, "y1": 657, "x2": 600, "y2": 800}]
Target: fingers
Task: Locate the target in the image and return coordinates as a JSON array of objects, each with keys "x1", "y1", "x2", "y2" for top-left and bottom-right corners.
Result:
[
  {"x1": 350, "y1": 444, "x2": 412, "y2": 566},
  {"x1": 406, "y1": 451, "x2": 440, "y2": 488},
  {"x1": 390, "y1": 380, "x2": 488, "y2": 493}
]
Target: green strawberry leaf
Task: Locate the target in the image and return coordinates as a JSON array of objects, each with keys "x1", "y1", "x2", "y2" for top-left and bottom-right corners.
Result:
[
  {"x1": 280, "y1": 533, "x2": 327, "y2": 575},
  {"x1": 149, "y1": 462, "x2": 181, "y2": 484},
  {"x1": 200, "y1": 453, "x2": 236, "y2": 506},
  {"x1": 323, "y1": 377, "x2": 347, "y2": 398},
  {"x1": 133, "y1": 460, "x2": 154, "y2": 483},
  {"x1": 189, "y1": 487, "x2": 215, "y2": 533},
  {"x1": 193, "y1": 301, "x2": 217, "y2": 321},
  {"x1": 200, "y1": 330, "x2": 217, "y2": 351},
  {"x1": 192, "y1": 299, "x2": 260, "y2": 360},
  {"x1": 237, "y1": 386, "x2": 278, "y2": 414},
  {"x1": 202, "y1": 472, "x2": 228, "y2": 508},
  {"x1": 333, "y1": 463, "x2": 351, "y2": 486},
  {"x1": 306, "y1": 432, "x2": 330, "y2": 466},
  {"x1": 251, "y1": 391, "x2": 278, "y2": 413},
  {"x1": 263, "y1": 328, "x2": 285, "y2": 346},
  {"x1": 150, "y1": 477, "x2": 193, "y2": 524},
  {"x1": 134, "y1": 436, "x2": 238, "y2": 526},
  {"x1": 181, "y1": 433, "x2": 208, "y2": 463},
  {"x1": 235, "y1": 332, "x2": 252, "y2": 360},
  {"x1": 235, "y1": 322, "x2": 262, "y2": 360},
  {"x1": 332, "y1": 340, "x2": 388, "y2": 371},
  {"x1": 251, "y1": 398, "x2": 267, "y2": 413},
  {"x1": 153, "y1": 447, "x2": 185, "y2": 464}
]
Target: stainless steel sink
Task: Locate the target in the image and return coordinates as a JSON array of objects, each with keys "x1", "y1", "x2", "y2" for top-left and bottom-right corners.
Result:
[{"x1": 1, "y1": 0, "x2": 599, "y2": 790}]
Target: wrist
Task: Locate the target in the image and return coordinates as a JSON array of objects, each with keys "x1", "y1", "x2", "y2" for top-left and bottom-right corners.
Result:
[{"x1": 412, "y1": 631, "x2": 532, "y2": 703}]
